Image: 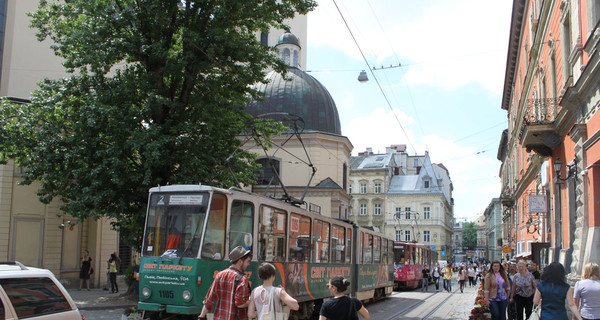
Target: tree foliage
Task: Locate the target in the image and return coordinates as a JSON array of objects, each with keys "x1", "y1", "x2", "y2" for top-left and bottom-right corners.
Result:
[
  {"x1": 0, "y1": 0, "x2": 316, "y2": 247},
  {"x1": 462, "y1": 222, "x2": 478, "y2": 250}
]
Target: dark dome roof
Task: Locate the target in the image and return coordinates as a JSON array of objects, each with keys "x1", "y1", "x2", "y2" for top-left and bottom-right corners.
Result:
[
  {"x1": 247, "y1": 67, "x2": 341, "y2": 135},
  {"x1": 277, "y1": 31, "x2": 300, "y2": 47}
]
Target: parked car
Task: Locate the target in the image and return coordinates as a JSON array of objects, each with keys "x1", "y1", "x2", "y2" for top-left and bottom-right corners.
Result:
[{"x1": 0, "y1": 261, "x2": 83, "y2": 319}]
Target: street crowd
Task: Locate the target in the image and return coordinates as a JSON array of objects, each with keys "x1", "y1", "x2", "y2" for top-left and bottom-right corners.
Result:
[{"x1": 421, "y1": 260, "x2": 600, "y2": 320}]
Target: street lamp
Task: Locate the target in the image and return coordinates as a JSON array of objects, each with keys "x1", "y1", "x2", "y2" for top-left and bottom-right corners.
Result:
[
  {"x1": 553, "y1": 158, "x2": 577, "y2": 181},
  {"x1": 551, "y1": 157, "x2": 577, "y2": 262}
]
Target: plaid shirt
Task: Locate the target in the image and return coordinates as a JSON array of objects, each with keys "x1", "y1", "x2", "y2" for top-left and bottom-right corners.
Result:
[{"x1": 203, "y1": 266, "x2": 250, "y2": 320}]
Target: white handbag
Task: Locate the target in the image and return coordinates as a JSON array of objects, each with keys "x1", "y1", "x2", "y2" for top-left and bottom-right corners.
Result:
[{"x1": 527, "y1": 305, "x2": 540, "y2": 320}]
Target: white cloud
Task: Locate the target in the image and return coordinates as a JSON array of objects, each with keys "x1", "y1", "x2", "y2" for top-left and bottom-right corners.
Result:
[{"x1": 308, "y1": 0, "x2": 511, "y2": 93}]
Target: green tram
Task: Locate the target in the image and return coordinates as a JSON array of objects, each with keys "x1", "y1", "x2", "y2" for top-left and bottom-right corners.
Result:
[{"x1": 138, "y1": 185, "x2": 394, "y2": 319}]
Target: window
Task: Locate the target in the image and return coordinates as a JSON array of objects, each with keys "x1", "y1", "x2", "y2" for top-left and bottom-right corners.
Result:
[
  {"x1": 256, "y1": 158, "x2": 280, "y2": 185},
  {"x1": 404, "y1": 230, "x2": 411, "y2": 242},
  {"x1": 374, "y1": 204, "x2": 382, "y2": 215},
  {"x1": 349, "y1": 184, "x2": 352, "y2": 194},
  {"x1": 374, "y1": 183, "x2": 381, "y2": 194},
  {"x1": 331, "y1": 225, "x2": 346, "y2": 263},
  {"x1": 229, "y1": 201, "x2": 254, "y2": 254},
  {"x1": 289, "y1": 214, "x2": 311, "y2": 262},
  {"x1": 423, "y1": 207, "x2": 431, "y2": 219},
  {"x1": 424, "y1": 180, "x2": 430, "y2": 188},
  {"x1": 414, "y1": 159, "x2": 419, "y2": 167},
  {"x1": 313, "y1": 220, "x2": 330, "y2": 263},
  {"x1": 360, "y1": 183, "x2": 367, "y2": 194},
  {"x1": 423, "y1": 230, "x2": 431, "y2": 243},
  {"x1": 202, "y1": 193, "x2": 227, "y2": 260},
  {"x1": 363, "y1": 233, "x2": 373, "y2": 264},
  {"x1": 258, "y1": 206, "x2": 286, "y2": 261},
  {"x1": 346, "y1": 228, "x2": 352, "y2": 264},
  {"x1": 360, "y1": 204, "x2": 367, "y2": 215},
  {"x1": 395, "y1": 230, "x2": 402, "y2": 242},
  {"x1": 395, "y1": 207, "x2": 402, "y2": 219},
  {"x1": 260, "y1": 32, "x2": 269, "y2": 46},
  {"x1": 373, "y1": 236, "x2": 381, "y2": 263},
  {"x1": 0, "y1": 277, "x2": 72, "y2": 317},
  {"x1": 405, "y1": 207, "x2": 411, "y2": 219}
]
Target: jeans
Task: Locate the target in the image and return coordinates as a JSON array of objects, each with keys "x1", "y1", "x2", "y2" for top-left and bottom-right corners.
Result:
[
  {"x1": 443, "y1": 278, "x2": 452, "y2": 292},
  {"x1": 514, "y1": 294, "x2": 533, "y2": 320},
  {"x1": 433, "y1": 276, "x2": 440, "y2": 290},
  {"x1": 422, "y1": 277, "x2": 428, "y2": 291},
  {"x1": 489, "y1": 299, "x2": 508, "y2": 320},
  {"x1": 109, "y1": 272, "x2": 118, "y2": 293}
]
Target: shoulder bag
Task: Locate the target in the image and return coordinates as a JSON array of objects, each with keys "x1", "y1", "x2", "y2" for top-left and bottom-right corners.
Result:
[{"x1": 527, "y1": 305, "x2": 540, "y2": 320}]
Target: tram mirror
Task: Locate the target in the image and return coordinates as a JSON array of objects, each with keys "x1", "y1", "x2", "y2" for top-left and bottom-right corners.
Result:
[{"x1": 244, "y1": 233, "x2": 253, "y2": 247}]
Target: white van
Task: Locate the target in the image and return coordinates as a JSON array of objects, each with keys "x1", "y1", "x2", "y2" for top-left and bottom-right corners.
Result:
[{"x1": 0, "y1": 261, "x2": 83, "y2": 320}]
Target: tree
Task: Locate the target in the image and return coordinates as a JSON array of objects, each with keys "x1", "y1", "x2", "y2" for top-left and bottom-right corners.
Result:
[
  {"x1": 462, "y1": 222, "x2": 478, "y2": 250},
  {"x1": 0, "y1": 0, "x2": 316, "y2": 247}
]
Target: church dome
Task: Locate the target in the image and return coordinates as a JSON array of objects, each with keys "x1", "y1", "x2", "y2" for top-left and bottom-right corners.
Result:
[
  {"x1": 247, "y1": 67, "x2": 342, "y2": 135},
  {"x1": 277, "y1": 31, "x2": 301, "y2": 48}
]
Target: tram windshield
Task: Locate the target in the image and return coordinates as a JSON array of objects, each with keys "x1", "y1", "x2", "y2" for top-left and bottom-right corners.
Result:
[
  {"x1": 394, "y1": 244, "x2": 406, "y2": 267},
  {"x1": 142, "y1": 192, "x2": 210, "y2": 258}
]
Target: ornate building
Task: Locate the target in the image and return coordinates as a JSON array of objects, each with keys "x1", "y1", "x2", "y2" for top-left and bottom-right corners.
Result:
[
  {"x1": 349, "y1": 146, "x2": 454, "y2": 260},
  {"x1": 498, "y1": 0, "x2": 600, "y2": 280}
]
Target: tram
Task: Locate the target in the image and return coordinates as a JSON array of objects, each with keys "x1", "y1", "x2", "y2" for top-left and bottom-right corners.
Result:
[
  {"x1": 393, "y1": 241, "x2": 438, "y2": 289},
  {"x1": 137, "y1": 184, "x2": 394, "y2": 319}
]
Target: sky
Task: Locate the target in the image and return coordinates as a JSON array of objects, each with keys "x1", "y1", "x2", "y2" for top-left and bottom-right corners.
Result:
[{"x1": 303, "y1": 0, "x2": 513, "y2": 221}]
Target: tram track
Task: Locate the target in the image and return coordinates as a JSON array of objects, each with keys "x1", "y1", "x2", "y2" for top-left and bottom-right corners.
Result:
[{"x1": 381, "y1": 286, "x2": 460, "y2": 320}]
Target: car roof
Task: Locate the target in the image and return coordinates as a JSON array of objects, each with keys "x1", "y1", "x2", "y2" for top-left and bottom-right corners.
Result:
[{"x1": 0, "y1": 262, "x2": 59, "y2": 279}]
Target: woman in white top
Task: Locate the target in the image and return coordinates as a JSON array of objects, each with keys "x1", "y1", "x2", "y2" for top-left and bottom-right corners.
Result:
[
  {"x1": 569, "y1": 262, "x2": 600, "y2": 320},
  {"x1": 248, "y1": 263, "x2": 299, "y2": 320}
]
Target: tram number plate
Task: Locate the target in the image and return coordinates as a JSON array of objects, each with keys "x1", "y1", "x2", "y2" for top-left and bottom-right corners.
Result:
[{"x1": 159, "y1": 290, "x2": 174, "y2": 299}]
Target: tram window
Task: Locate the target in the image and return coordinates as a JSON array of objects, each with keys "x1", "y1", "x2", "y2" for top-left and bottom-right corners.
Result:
[
  {"x1": 313, "y1": 220, "x2": 330, "y2": 263},
  {"x1": 416, "y1": 247, "x2": 422, "y2": 265},
  {"x1": 258, "y1": 206, "x2": 287, "y2": 261},
  {"x1": 331, "y1": 225, "x2": 345, "y2": 263},
  {"x1": 289, "y1": 214, "x2": 311, "y2": 262},
  {"x1": 229, "y1": 201, "x2": 254, "y2": 254},
  {"x1": 202, "y1": 193, "x2": 227, "y2": 260},
  {"x1": 363, "y1": 233, "x2": 373, "y2": 264},
  {"x1": 373, "y1": 236, "x2": 381, "y2": 263},
  {"x1": 394, "y1": 245, "x2": 406, "y2": 267},
  {"x1": 358, "y1": 232, "x2": 363, "y2": 264},
  {"x1": 346, "y1": 228, "x2": 352, "y2": 264},
  {"x1": 410, "y1": 246, "x2": 416, "y2": 265}
]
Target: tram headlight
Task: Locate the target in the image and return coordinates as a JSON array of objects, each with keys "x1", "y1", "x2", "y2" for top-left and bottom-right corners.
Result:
[
  {"x1": 142, "y1": 287, "x2": 151, "y2": 299},
  {"x1": 182, "y1": 290, "x2": 192, "y2": 302}
]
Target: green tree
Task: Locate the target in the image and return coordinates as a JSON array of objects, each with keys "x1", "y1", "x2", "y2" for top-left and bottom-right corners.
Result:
[
  {"x1": 462, "y1": 222, "x2": 478, "y2": 250},
  {"x1": 0, "y1": 0, "x2": 315, "y2": 247}
]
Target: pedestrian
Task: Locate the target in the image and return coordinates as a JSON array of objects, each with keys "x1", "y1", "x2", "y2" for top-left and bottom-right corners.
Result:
[
  {"x1": 568, "y1": 262, "x2": 600, "y2": 320},
  {"x1": 505, "y1": 262, "x2": 516, "y2": 320},
  {"x1": 198, "y1": 246, "x2": 252, "y2": 320},
  {"x1": 533, "y1": 262, "x2": 570, "y2": 320},
  {"x1": 248, "y1": 263, "x2": 299, "y2": 320},
  {"x1": 79, "y1": 250, "x2": 93, "y2": 291},
  {"x1": 457, "y1": 266, "x2": 467, "y2": 293},
  {"x1": 421, "y1": 265, "x2": 430, "y2": 292},
  {"x1": 319, "y1": 275, "x2": 369, "y2": 320},
  {"x1": 529, "y1": 261, "x2": 541, "y2": 286},
  {"x1": 468, "y1": 265, "x2": 477, "y2": 287},
  {"x1": 432, "y1": 262, "x2": 441, "y2": 292},
  {"x1": 443, "y1": 264, "x2": 453, "y2": 293},
  {"x1": 108, "y1": 253, "x2": 119, "y2": 293},
  {"x1": 510, "y1": 261, "x2": 535, "y2": 320},
  {"x1": 484, "y1": 261, "x2": 511, "y2": 320}
]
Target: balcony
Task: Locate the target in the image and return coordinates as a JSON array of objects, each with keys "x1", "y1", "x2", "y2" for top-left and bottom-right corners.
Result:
[{"x1": 518, "y1": 98, "x2": 561, "y2": 157}]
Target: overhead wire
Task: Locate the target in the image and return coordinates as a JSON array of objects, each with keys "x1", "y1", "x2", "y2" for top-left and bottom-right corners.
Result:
[{"x1": 331, "y1": 0, "x2": 418, "y2": 155}]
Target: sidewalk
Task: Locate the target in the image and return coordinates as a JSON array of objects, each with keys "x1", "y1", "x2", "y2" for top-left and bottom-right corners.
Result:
[{"x1": 67, "y1": 278, "x2": 138, "y2": 311}]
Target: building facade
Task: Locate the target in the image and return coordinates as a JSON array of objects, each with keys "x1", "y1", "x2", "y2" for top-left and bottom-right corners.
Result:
[
  {"x1": 349, "y1": 146, "x2": 454, "y2": 261},
  {"x1": 484, "y1": 198, "x2": 504, "y2": 262},
  {"x1": 498, "y1": 0, "x2": 600, "y2": 281}
]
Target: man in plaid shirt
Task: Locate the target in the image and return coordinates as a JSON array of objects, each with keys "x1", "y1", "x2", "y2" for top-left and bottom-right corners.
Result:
[{"x1": 198, "y1": 246, "x2": 252, "y2": 320}]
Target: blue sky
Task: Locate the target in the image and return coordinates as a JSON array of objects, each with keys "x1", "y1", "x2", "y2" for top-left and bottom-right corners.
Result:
[{"x1": 303, "y1": 0, "x2": 513, "y2": 221}]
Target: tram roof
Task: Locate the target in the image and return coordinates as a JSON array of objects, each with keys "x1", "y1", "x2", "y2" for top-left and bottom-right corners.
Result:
[{"x1": 148, "y1": 184, "x2": 231, "y2": 194}]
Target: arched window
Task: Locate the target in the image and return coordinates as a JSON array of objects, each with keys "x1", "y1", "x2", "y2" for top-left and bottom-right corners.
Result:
[{"x1": 256, "y1": 158, "x2": 280, "y2": 185}]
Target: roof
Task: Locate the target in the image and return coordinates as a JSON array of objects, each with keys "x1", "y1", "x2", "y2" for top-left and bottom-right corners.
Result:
[
  {"x1": 314, "y1": 177, "x2": 342, "y2": 189},
  {"x1": 247, "y1": 67, "x2": 342, "y2": 135},
  {"x1": 351, "y1": 153, "x2": 394, "y2": 170}
]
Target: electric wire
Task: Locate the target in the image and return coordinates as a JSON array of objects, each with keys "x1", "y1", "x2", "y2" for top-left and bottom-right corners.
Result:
[{"x1": 331, "y1": 0, "x2": 418, "y2": 155}]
